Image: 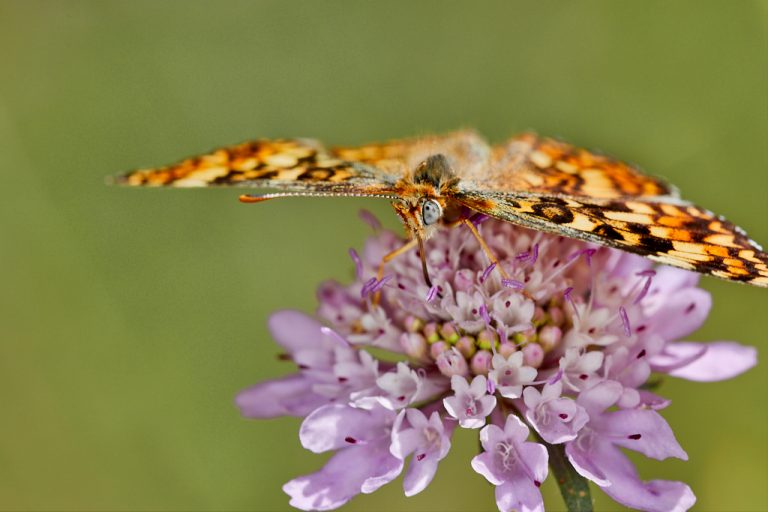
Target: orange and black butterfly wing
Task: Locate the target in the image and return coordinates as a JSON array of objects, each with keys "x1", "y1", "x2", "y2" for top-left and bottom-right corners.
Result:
[
  {"x1": 117, "y1": 131, "x2": 491, "y2": 197},
  {"x1": 464, "y1": 133, "x2": 676, "y2": 199},
  {"x1": 117, "y1": 138, "x2": 401, "y2": 196},
  {"x1": 455, "y1": 190, "x2": 768, "y2": 287}
]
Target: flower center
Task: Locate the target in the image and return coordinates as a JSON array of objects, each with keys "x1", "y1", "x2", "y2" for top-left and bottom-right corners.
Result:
[{"x1": 495, "y1": 441, "x2": 520, "y2": 472}]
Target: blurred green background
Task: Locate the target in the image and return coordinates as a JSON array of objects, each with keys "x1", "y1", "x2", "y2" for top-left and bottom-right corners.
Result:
[{"x1": 0, "y1": 1, "x2": 766, "y2": 511}]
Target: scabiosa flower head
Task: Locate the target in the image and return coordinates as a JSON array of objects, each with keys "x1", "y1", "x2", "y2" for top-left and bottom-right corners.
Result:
[{"x1": 237, "y1": 214, "x2": 757, "y2": 512}]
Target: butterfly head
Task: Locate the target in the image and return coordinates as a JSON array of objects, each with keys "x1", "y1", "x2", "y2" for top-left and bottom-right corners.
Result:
[{"x1": 391, "y1": 153, "x2": 460, "y2": 240}]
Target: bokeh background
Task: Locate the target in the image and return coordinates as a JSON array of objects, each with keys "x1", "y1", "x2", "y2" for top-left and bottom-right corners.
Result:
[{"x1": 1, "y1": 1, "x2": 766, "y2": 511}]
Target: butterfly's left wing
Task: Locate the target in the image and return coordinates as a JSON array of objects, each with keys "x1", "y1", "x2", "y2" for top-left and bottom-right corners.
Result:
[
  {"x1": 117, "y1": 131, "x2": 491, "y2": 197},
  {"x1": 455, "y1": 190, "x2": 768, "y2": 287},
  {"x1": 117, "y1": 138, "x2": 401, "y2": 196}
]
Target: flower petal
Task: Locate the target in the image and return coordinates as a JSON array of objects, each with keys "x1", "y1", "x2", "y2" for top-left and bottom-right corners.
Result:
[
  {"x1": 594, "y1": 409, "x2": 687, "y2": 461},
  {"x1": 495, "y1": 479, "x2": 545, "y2": 512},
  {"x1": 646, "y1": 288, "x2": 711, "y2": 341},
  {"x1": 589, "y1": 442, "x2": 696, "y2": 512},
  {"x1": 299, "y1": 404, "x2": 393, "y2": 453},
  {"x1": 576, "y1": 380, "x2": 623, "y2": 415},
  {"x1": 269, "y1": 310, "x2": 331, "y2": 352},
  {"x1": 659, "y1": 341, "x2": 757, "y2": 382},
  {"x1": 471, "y1": 451, "x2": 505, "y2": 486},
  {"x1": 565, "y1": 436, "x2": 610, "y2": 487},
  {"x1": 403, "y1": 456, "x2": 440, "y2": 496},
  {"x1": 235, "y1": 375, "x2": 328, "y2": 418},
  {"x1": 283, "y1": 441, "x2": 402, "y2": 511}
]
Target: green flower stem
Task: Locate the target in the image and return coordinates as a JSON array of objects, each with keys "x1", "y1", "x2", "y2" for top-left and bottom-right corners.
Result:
[{"x1": 541, "y1": 438, "x2": 593, "y2": 512}]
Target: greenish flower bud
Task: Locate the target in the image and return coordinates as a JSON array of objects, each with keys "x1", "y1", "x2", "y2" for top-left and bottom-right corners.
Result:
[
  {"x1": 456, "y1": 336, "x2": 476, "y2": 358},
  {"x1": 424, "y1": 322, "x2": 440, "y2": 343},
  {"x1": 404, "y1": 315, "x2": 424, "y2": 333},
  {"x1": 477, "y1": 328, "x2": 498, "y2": 350},
  {"x1": 440, "y1": 322, "x2": 460, "y2": 343}
]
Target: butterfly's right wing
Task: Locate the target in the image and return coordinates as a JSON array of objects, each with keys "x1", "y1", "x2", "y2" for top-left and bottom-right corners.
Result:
[
  {"x1": 465, "y1": 133, "x2": 677, "y2": 199},
  {"x1": 455, "y1": 189, "x2": 768, "y2": 287}
]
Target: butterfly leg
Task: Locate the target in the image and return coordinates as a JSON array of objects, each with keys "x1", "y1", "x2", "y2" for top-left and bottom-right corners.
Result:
[{"x1": 461, "y1": 218, "x2": 511, "y2": 280}]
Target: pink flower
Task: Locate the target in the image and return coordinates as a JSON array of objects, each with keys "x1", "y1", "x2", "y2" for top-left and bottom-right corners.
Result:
[
  {"x1": 521, "y1": 381, "x2": 589, "y2": 444},
  {"x1": 443, "y1": 374, "x2": 497, "y2": 428},
  {"x1": 390, "y1": 408, "x2": 454, "y2": 496},
  {"x1": 471, "y1": 415, "x2": 549, "y2": 512},
  {"x1": 237, "y1": 216, "x2": 757, "y2": 511},
  {"x1": 283, "y1": 404, "x2": 402, "y2": 510},
  {"x1": 565, "y1": 381, "x2": 696, "y2": 512}
]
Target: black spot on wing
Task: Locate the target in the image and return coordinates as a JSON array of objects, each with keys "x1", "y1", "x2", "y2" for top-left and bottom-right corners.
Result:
[
  {"x1": 639, "y1": 235, "x2": 674, "y2": 253},
  {"x1": 531, "y1": 202, "x2": 575, "y2": 224},
  {"x1": 593, "y1": 223, "x2": 624, "y2": 241}
]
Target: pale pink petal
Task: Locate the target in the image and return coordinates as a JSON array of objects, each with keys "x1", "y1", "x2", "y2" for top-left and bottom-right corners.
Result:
[
  {"x1": 646, "y1": 288, "x2": 711, "y2": 341},
  {"x1": 637, "y1": 390, "x2": 672, "y2": 410},
  {"x1": 590, "y1": 442, "x2": 696, "y2": 512},
  {"x1": 495, "y1": 479, "x2": 545, "y2": 512},
  {"x1": 576, "y1": 380, "x2": 623, "y2": 414},
  {"x1": 299, "y1": 404, "x2": 393, "y2": 453},
  {"x1": 593, "y1": 409, "x2": 687, "y2": 461},
  {"x1": 471, "y1": 451, "x2": 504, "y2": 485},
  {"x1": 565, "y1": 437, "x2": 610, "y2": 486},
  {"x1": 269, "y1": 310, "x2": 329, "y2": 352},
  {"x1": 403, "y1": 456, "x2": 440, "y2": 496},
  {"x1": 235, "y1": 375, "x2": 328, "y2": 418},
  {"x1": 661, "y1": 341, "x2": 757, "y2": 382},
  {"x1": 283, "y1": 441, "x2": 402, "y2": 511}
]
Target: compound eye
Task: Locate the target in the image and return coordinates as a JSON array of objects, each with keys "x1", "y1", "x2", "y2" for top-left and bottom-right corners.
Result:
[{"x1": 421, "y1": 199, "x2": 442, "y2": 226}]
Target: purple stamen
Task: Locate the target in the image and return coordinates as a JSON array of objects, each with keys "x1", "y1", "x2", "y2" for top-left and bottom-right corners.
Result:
[
  {"x1": 515, "y1": 251, "x2": 530, "y2": 262},
  {"x1": 358, "y1": 209, "x2": 381, "y2": 231},
  {"x1": 425, "y1": 285, "x2": 438, "y2": 303},
  {"x1": 360, "y1": 277, "x2": 378, "y2": 298},
  {"x1": 349, "y1": 248, "x2": 363, "y2": 280},
  {"x1": 633, "y1": 269, "x2": 656, "y2": 305},
  {"x1": 369, "y1": 274, "x2": 393, "y2": 294},
  {"x1": 496, "y1": 326, "x2": 507, "y2": 345},
  {"x1": 480, "y1": 262, "x2": 496, "y2": 283},
  {"x1": 619, "y1": 306, "x2": 631, "y2": 337},
  {"x1": 569, "y1": 248, "x2": 596, "y2": 266},
  {"x1": 563, "y1": 287, "x2": 580, "y2": 318},
  {"x1": 479, "y1": 303, "x2": 492, "y2": 325},
  {"x1": 530, "y1": 243, "x2": 539, "y2": 264},
  {"x1": 416, "y1": 453, "x2": 426, "y2": 462},
  {"x1": 501, "y1": 278, "x2": 525, "y2": 290}
]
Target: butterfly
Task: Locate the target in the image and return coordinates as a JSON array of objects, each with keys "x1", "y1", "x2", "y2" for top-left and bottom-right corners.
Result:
[{"x1": 117, "y1": 130, "x2": 768, "y2": 288}]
